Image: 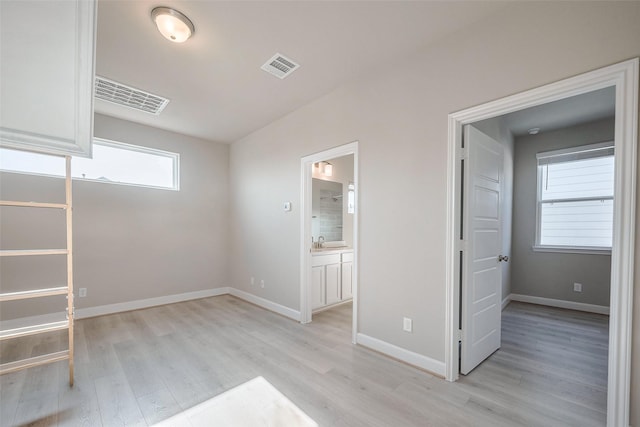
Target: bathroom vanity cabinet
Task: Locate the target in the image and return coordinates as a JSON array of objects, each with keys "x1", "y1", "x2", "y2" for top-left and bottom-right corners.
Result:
[{"x1": 311, "y1": 249, "x2": 353, "y2": 311}]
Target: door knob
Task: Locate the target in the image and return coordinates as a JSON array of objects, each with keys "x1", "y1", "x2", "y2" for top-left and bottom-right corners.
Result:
[{"x1": 498, "y1": 255, "x2": 509, "y2": 262}]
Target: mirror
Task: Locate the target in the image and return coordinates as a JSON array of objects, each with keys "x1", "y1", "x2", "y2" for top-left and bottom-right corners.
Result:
[{"x1": 312, "y1": 178, "x2": 343, "y2": 243}]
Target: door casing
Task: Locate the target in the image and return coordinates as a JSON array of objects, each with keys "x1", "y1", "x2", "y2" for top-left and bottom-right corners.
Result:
[
  {"x1": 300, "y1": 141, "x2": 359, "y2": 344},
  {"x1": 445, "y1": 58, "x2": 638, "y2": 427}
]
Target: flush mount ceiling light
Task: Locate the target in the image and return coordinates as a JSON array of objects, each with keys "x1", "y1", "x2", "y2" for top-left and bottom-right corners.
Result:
[
  {"x1": 151, "y1": 7, "x2": 195, "y2": 43},
  {"x1": 528, "y1": 127, "x2": 541, "y2": 135}
]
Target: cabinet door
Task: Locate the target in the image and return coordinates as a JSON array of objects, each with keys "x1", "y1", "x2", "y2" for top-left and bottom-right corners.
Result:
[
  {"x1": 341, "y1": 261, "x2": 353, "y2": 300},
  {"x1": 311, "y1": 265, "x2": 325, "y2": 309},
  {"x1": 0, "y1": 0, "x2": 96, "y2": 157},
  {"x1": 325, "y1": 263, "x2": 341, "y2": 305}
]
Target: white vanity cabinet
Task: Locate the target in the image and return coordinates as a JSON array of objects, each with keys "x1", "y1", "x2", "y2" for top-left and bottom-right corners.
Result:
[
  {"x1": 0, "y1": 0, "x2": 96, "y2": 157},
  {"x1": 311, "y1": 250, "x2": 353, "y2": 311},
  {"x1": 341, "y1": 252, "x2": 354, "y2": 300}
]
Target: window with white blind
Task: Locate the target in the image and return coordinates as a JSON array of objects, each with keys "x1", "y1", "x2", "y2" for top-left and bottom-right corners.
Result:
[{"x1": 535, "y1": 142, "x2": 614, "y2": 252}]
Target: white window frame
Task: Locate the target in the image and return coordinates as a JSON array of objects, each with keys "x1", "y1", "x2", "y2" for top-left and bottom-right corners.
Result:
[
  {"x1": 533, "y1": 141, "x2": 614, "y2": 255},
  {"x1": 86, "y1": 138, "x2": 180, "y2": 191},
  {"x1": 0, "y1": 138, "x2": 180, "y2": 191}
]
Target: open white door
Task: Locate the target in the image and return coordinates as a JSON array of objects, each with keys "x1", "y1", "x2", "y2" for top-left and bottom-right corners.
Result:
[{"x1": 460, "y1": 125, "x2": 505, "y2": 375}]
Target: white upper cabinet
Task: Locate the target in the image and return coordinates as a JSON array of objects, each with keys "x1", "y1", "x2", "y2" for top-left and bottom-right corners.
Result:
[{"x1": 0, "y1": 0, "x2": 96, "y2": 157}]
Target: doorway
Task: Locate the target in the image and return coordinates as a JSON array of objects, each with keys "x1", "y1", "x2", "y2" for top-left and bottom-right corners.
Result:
[
  {"x1": 446, "y1": 59, "x2": 638, "y2": 426},
  {"x1": 300, "y1": 142, "x2": 358, "y2": 344}
]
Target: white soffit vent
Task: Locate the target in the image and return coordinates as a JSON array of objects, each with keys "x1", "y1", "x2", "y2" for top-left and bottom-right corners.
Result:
[
  {"x1": 94, "y1": 76, "x2": 170, "y2": 115},
  {"x1": 260, "y1": 53, "x2": 300, "y2": 79}
]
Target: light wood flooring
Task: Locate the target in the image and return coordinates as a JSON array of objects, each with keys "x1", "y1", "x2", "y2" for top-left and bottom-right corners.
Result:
[{"x1": 0, "y1": 297, "x2": 608, "y2": 426}]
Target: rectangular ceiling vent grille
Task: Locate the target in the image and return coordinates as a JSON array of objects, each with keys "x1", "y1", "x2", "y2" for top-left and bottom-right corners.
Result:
[
  {"x1": 94, "y1": 76, "x2": 170, "y2": 115},
  {"x1": 260, "y1": 53, "x2": 300, "y2": 79}
]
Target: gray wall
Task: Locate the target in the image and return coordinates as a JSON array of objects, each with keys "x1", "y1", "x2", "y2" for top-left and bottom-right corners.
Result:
[
  {"x1": 511, "y1": 118, "x2": 614, "y2": 307},
  {"x1": 226, "y1": 3, "x2": 640, "y2": 424},
  {"x1": 471, "y1": 119, "x2": 514, "y2": 302},
  {"x1": 0, "y1": 113, "x2": 230, "y2": 320}
]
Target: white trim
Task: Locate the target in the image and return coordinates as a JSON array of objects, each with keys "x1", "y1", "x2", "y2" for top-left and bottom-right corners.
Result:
[
  {"x1": 0, "y1": 0, "x2": 95, "y2": 158},
  {"x1": 312, "y1": 298, "x2": 352, "y2": 314},
  {"x1": 77, "y1": 287, "x2": 230, "y2": 319},
  {"x1": 532, "y1": 245, "x2": 611, "y2": 255},
  {"x1": 300, "y1": 141, "x2": 359, "y2": 344},
  {"x1": 445, "y1": 58, "x2": 637, "y2": 427},
  {"x1": 501, "y1": 294, "x2": 512, "y2": 311},
  {"x1": 510, "y1": 293, "x2": 610, "y2": 315},
  {"x1": 536, "y1": 141, "x2": 614, "y2": 161},
  {"x1": 0, "y1": 287, "x2": 231, "y2": 329},
  {"x1": 229, "y1": 288, "x2": 301, "y2": 321},
  {"x1": 0, "y1": 312, "x2": 65, "y2": 331},
  {"x1": 356, "y1": 333, "x2": 446, "y2": 377}
]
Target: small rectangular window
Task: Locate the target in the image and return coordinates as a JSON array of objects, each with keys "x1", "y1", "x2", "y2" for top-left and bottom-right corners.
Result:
[
  {"x1": 0, "y1": 138, "x2": 179, "y2": 190},
  {"x1": 535, "y1": 142, "x2": 613, "y2": 252}
]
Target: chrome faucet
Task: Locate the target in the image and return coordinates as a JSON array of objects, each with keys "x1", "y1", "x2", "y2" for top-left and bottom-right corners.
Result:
[{"x1": 318, "y1": 236, "x2": 325, "y2": 248}]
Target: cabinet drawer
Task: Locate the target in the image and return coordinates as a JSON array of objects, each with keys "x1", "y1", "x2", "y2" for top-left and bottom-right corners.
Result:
[
  {"x1": 341, "y1": 252, "x2": 354, "y2": 262},
  {"x1": 312, "y1": 254, "x2": 340, "y2": 267}
]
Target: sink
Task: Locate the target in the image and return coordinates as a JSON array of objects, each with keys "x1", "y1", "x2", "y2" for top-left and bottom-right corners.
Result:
[{"x1": 321, "y1": 241, "x2": 347, "y2": 248}]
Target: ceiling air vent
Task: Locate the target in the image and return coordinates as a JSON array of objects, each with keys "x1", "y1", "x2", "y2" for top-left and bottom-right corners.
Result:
[
  {"x1": 94, "y1": 76, "x2": 170, "y2": 115},
  {"x1": 260, "y1": 53, "x2": 300, "y2": 79}
]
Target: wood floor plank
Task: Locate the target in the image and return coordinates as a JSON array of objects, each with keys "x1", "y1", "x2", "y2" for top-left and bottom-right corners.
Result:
[{"x1": 0, "y1": 296, "x2": 608, "y2": 427}]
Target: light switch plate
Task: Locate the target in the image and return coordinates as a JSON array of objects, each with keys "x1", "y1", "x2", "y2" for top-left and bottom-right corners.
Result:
[
  {"x1": 403, "y1": 317, "x2": 412, "y2": 332},
  {"x1": 283, "y1": 201, "x2": 292, "y2": 212}
]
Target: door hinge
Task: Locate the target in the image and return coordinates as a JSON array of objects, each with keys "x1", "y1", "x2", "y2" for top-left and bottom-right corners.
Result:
[
  {"x1": 460, "y1": 146, "x2": 469, "y2": 160},
  {"x1": 457, "y1": 329, "x2": 463, "y2": 341}
]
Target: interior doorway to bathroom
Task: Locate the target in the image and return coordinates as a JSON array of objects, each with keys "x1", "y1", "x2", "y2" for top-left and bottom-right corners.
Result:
[{"x1": 300, "y1": 142, "x2": 358, "y2": 344}]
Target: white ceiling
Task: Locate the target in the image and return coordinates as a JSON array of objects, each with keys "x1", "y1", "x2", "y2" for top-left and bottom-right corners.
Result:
[{"x1": 95, "y1": 1, "x2": 510, "y2": 143}]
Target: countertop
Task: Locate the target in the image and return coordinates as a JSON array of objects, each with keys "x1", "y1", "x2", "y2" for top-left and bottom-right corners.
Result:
[{"x1": 311, "y1": 247, "x2": 353, "y2": 255}]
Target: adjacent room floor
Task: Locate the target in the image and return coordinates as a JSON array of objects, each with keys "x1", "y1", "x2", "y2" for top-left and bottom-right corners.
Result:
[{"x1": 0, "y1": 297, "x2": 608, "y2": 426}]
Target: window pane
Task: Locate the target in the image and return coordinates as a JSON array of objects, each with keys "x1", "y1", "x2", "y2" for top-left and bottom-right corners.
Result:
[
  {"x1": 540, "y1": 199, "x2": 613, "y2": 247},
  {"x1": 540, "y1": 156, "x2": 614, "y2": 201},
  {"x1": 0, "y1": 148, "x2": 64, "y2": 176},
  {"x1": 72, "y1": 143, "x2": 176, "y2": 189},
  {"x1": 0, "y1": 141, "x2": 178, "y2": 190}
]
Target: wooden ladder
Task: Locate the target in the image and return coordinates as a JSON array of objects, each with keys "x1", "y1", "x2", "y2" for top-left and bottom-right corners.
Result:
[{"x1": 0, "y1": 156, "x2": 75, "y2": 386}]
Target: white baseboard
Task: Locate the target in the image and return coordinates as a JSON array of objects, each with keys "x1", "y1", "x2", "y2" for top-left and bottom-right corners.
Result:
[
  {"x1": 0, "y1": 288, "x2": 231, "y2": 329},
  {"x1": 501, "y1": 294, "x2": 512, "y2": 311},
  {"x1": 509, "y1": 293, "x2": 609, "y2": 315},
  {"x1": 228, "y1": 288, "x2": 301, "y2": 321},
  {"x1": 0, "y1": 312, "x2": 66, "y2": 331},
  {"x1": 356, "y1": 333, "x2": 446, "y2": 378},
  {"x1": 76, "y1": 287, "x2": 231, "y2": 319},
  {"x1": 1, "y1": 287, "x2": 302, "y2": 330}
]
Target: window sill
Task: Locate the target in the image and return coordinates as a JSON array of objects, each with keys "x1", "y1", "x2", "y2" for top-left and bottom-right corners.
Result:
[{"x1": 532, "y1": 245, "x2": 612, "y2": 255}]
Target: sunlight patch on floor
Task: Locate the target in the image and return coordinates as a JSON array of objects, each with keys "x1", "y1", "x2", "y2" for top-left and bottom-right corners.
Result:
[{"x1": 154, "y1": 376, "x2": 318, "y2": 427}]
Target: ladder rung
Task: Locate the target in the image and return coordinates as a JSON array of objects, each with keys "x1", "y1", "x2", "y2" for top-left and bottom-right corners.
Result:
[
  {"x1": 0, "y1": 287, "x2": 69, "y2": 302},
  {"x1": 0, "y1": 321, "x2": 69, "y2": 341},
  {"x1": 0, "y1": 201, "x2": 67, "y2": 209},
  {"x1": 0, "y1": 249, "x2": 68, "y2": 257},
  {"x1": 0, "y1": 350, "x2": 69, "y2": 375}
]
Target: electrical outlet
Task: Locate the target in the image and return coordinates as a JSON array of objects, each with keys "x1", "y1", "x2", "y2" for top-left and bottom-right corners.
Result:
[
  {"x1": 573, "y1": 282, "x2": 582, "y2": 292},
  {"x1": 79, "y1": 288, "x2": 87, "y2": 298},
  {"x1": 251, "y1": 277, "x2": 255, "y2": 285},
  {"x1": 260, "y1": 279, "x2": 265, "y2": 289},
  {"x1": 403, "y1": 317, "x2": 412, "y2": 332}
]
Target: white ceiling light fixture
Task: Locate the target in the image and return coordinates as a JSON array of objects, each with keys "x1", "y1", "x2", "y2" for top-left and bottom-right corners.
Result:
[
  {"x1": 151, "y1": 7, "x2": 195, "y2": 43},
  {"x1": 322, "y1": 161, "x2": 333, "y2": 176},
  {"x1": 528, "y1": 127, "x2": 541, "y2": 135}
]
